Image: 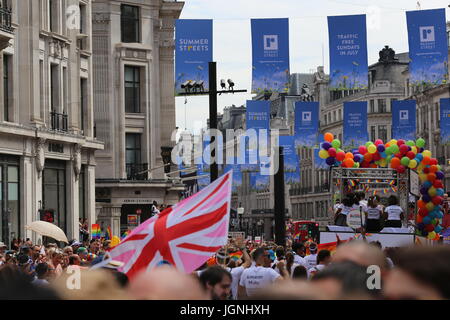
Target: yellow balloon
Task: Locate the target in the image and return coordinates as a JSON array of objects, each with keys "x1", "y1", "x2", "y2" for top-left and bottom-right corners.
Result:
[
  {"x1": 367, "y1": 144, "x2": 377, "y2": 154},
  {"x1": 426, "y1": 202, "x2": 435, "y2": 212},
  {"x1": 428, "y1": 231, "x2": 436, "y2": 240},
  {"x1": 411, "y1": 146, "x2": 418, "y2": 154},
  {"x1": 319, "y1": 149, "x2": 329, "y2": 159},
  {"x1": 417, "y1": 163, "x2": 425, "y2": 172},
  {"x1": 408, "y1": 160, "x2": 417, "y2": 169},
  {"x1": 380, "y1": 159, "x2": 387, "y2": 167},
  {"x1": 428, "y1": 187, "x2": 437, "y2": 197},
  {"x1": 422, "y1": 150, "x2": 432, "y2": 158},
  {"x1": 419, "y1": 173, "x2": 428, "y2": 182},
  {"x1": 390, "y1": 139, "x2": 397, "y2": 145}
]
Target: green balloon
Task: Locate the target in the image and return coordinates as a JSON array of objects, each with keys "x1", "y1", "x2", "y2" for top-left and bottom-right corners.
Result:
[
  {"x1": 365, "y1": 141, "x2": 373, "y2": 147},
  {"x1": 391, "y1": 145, "x2": 399, "y2": 154},
  {"x1": 416, "y1": 138, "x2": 425, "y2": 148},
  {"x1": 401, "y1": 157, "x2": 410, "y2": 166},
  {"x1": 332, "y1": 139, "x2": 341, "y2": 149},
  {"x1": 406, "y1": 140, "x2": 415, "y2": 147}
]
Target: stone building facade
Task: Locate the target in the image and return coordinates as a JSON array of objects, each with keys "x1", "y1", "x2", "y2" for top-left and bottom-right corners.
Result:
[
  {"x1": 92, "y1": 0, "x2": 184, "y2": 237},
  {"x1": 0, "y1": 0, "x2": 103, "y2": 245}
]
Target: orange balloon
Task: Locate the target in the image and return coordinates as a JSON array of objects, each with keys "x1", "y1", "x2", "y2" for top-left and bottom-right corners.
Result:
[
  {"x1": 390, "y1": 157, "x2": 401, "y2": 169},
  {"x1": 324, "y1": 132, "x2": 334, "y2": 143},
  {"x1": 427, "y1": 173, "x2": 436, "y2": 182},
  {"x1": 345, "y1": 152, "x2": 354, "y2": 159},
  {"x1": 364, "y1": 153, "x2": 373, "y2": 162},
  {"x1": 417, "y1": 215, "x2": 423, "y2": 223},
  {"x1": 343, "y1": 158, "x2": 354, "y2": 168},
  {"x1": 385, "y1": 143, "x2": 391, "y2": 148},
  {"x1": 429, "y1": 165, "x2": 438, "y2": 173},
  {"x1": 417, "y1": 200, "x2": 426, "y2": 209},
  {"x1": 369, "y1": 163, "x2": 377, "y2": 168},
  {"x1": 422, "y1": 156, "x2": 431, "y2": 165}
]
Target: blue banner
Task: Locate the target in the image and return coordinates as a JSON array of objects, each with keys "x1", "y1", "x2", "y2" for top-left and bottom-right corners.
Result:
[
  {"x1": 440, "y1": 98, "x2": 450, "y2": 145},
  {"x1": 392, "y1": 100, "x2": 417, "y2": 141},
  {"x1": 279, "y1": 136, "x2": 300, "y2": 184},
  {"x1": 175, "y1": 19, "x2": 213, "y2": 96},
  {"x1": 406, "y1": 9, "x2": 448, "y2": 86},
  {"x1": 196, "y1": 164, "x2": 210, "y2": 191},
  {"x1": 328, "y1": 15, "x2": 368, "y2": 90},
  {"x1": 343, "y1": 101, "x2": 368, "y2": 148},
  {"x1": 249, "y1": 171, "x2": 270, "y2": 192},
  {"x1": 314, "y1": 148, "x2": 328, "y2": 169},
  {"x1": 224, "y1": 162, "x2": 242, "y2": 194},
  {"x1": 251, "y1": 18, "x2": 290, "y2": 94},
  {"x1": 294, "y1": 102, "x2": 319, "y2": 147}
]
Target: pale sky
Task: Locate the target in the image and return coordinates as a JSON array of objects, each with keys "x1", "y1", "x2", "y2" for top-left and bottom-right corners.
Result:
[{"x1": 175, "y1": 0, "x2": 450, "y2": 133}]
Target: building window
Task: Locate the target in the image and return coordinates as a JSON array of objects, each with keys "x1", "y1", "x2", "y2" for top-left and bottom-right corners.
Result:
[
  {"x1": 126, "y1": 133, "x2": 141, "y2": 165},
  {"x1": 80, "y1": 78, "x2": 87, "y2": 132},
  {"x1": 0, "y1": 157, "x2": 20, "y2": 246},
  {"x1": 370, "y1": 100, "x2": 375, "y2": 113},
  {"x1": 121, "y1": 5, "x2": 140, "y2": 43},
  {"x1": 3, "y1": 54, "x2": 10, "y2": 122},
  {"x1": 378, "y1": 125, "x2": 387, "y2": 142},
  {"x1": 49, "y1": 0, "x2": 59, "y2": 33},
  {"x1": 80, "y1": 3, "x2": 87, "y2": 35},
  {"x1": 125, "y1": 66, "x2": 141, "y2": 113},
  {"x1": 370, "y1": 126, "x2": 376, "y2": 142},
  {"x1": 333, "y1": 110, "x2": 336, "y2": 122},
  {"x1": 50, "y1": 64, "x2": 59, "y2": 113},
  {"x1": 43, "y1": 160, "x2": 66, "y2": 233},
  {"x1": 378, "y1": 99, "x2": 387, "y2": 113}
]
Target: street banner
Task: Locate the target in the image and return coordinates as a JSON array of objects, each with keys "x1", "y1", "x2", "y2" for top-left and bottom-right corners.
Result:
[
  {"x1": 343, "y1": 101, "x2": 368, "y2": 148},
  {"x1": 109, "y1": 171, "x2": 233, "y2": 278},
  {"x1": 440, "y1": 98, "x2": 450, "y2": 145},
  {"x1": 294, "y1": 102, "x2": 319, "y2": 147},
  {"x1": 175, "y1": 19, "x2": 213, "y2": 96},
  {"x1": 279, "y1": 136, "x2": 300, "y2": 184},
  {"x1": 224, "y1": 162, "x2": 242, "y2": 194},
  {"x1": 251, "y1": 18, "x2": 290, "y2": 94},
  {"x1": 392, "y1": 100, "x2": 417, "y2": 141},
  {"x1": 314, "y1": 148, "x2": 328, "y2": 169},
  {"x1": 406, "y1": 9, "x2": 448, "y2": 86},
  {"x1": 242, "y1": 100, "x2": 271, "y2": 169},
  {"x1": 328, "y1": 15, "x2": 369, "y2": 90},
  {"x1": 250, "y1": 170, "x2": 270, "y2": 192},
  {"x1": 196, "y1": 164, "x2": 210, "y2": 191}
]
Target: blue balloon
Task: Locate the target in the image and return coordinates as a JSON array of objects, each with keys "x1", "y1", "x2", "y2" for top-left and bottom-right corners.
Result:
[
  {"x1": 420, "y1": 187, "x2": 429, "y2": 195},
  {"x1": 428, "y1": 212, "x2": 436, "y2": 219},
  {"x1": 436, "y1": 171, "x2": 445, "y2": 180},
  {"x1": 423, "y1": 216, "x2": 432, "y2": 224},
  {"x1": 422, "y1": 194, "x2": 432, "y2": 203},
  {"x1": 353, "y1": 154, "x2": 361, "y2": 163},
  {"x1": 436, "y1": 211, "x2": 444, "y2": 219},
  {"x1": 380, "y1": 152, "x2": 387, "y2": 158},
  {"x1": 322, "y1": 142, "x2": 332, "y2": 150},
  {"x1": 435, "y1": 226, "x2": 442, "y2": 233},
  {"x1": 423, "y1": 181, "x2": 432, "y2": 189},
  {"x1": 326, "y1": 157, "x2": 336, "y2": 166},
  {"x1": 417, "y1": 223, "x2": 425, "y2": 230},
  {"x1": 437, "y1": 188, "x2": 445, "y2": 196},
  {"x1": 416, "y1": 154, "x2": 423, "y2": 161},
  {"x1": 422, "y1": 230, "x2": 428, "y2": 237},
  {"x1": 377, "y1": 144, "x2": 385, "y2": 153}
]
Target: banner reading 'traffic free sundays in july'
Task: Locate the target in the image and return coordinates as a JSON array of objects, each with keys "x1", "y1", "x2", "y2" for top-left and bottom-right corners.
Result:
[
  {"x1": 175, "y1": 19, "x2": 213, "y2": 96},
  {"x1": 279, "y1": 136, "x2": 300, "y2": 184},
  {"x1": 406, "y1": 9, "x2": 449, "y2": 86},
  {"x1": 343, "y1": 101, "x2": 368, "y2": 149},
  {"x1": 392, "y1": 100, "x2": 417, "y2": 141},
  {"x1": 251, "y1": 18, "x2": 290, "y2": 94},
  {"x1": 328, "y1": 14, "x2": 368, "y2": 91}
]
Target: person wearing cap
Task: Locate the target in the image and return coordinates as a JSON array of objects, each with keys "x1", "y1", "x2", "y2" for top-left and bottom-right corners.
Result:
[
  {"x1": 77, "y1": 247, "x2": 89, "y2": 266},
  {"x1": 0, "y1": 242, "x2": 7, "y2": 255},
  {"x1": 303, "y1": 243, "x2": 318, "y2": 270}
]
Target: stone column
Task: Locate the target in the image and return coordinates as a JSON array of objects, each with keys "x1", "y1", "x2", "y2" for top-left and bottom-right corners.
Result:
[
  {"x1": 86, "y1": 162, "x2": 97, "y2": 234},
  {"x1": 66, "y1": 158, "x2": 80, "y2": 241},
  {"x1": 21, "y1": 154, "x2": 35, "y2": 242}
]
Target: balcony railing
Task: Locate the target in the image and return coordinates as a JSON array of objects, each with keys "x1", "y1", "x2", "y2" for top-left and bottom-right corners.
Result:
[
  {"x1": 126, "y1": 163, "x2": 149, "y2": 181},
  {"x1": 50, "y1": 112, "x2": 68, "y2": 132},
  {"x1": 0, "y1": 7, "x2": 13, "y2": 34}
]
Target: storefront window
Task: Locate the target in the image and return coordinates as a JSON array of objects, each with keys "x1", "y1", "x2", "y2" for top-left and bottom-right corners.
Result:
[
  {"x1": 0, "y1": 156, "x2": 20, "y2": 246},
  {"x1": 43, "y1": 160, "x2": 66, "y2": 232}
]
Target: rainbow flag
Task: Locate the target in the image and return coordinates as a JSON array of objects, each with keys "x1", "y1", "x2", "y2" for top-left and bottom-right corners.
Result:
[
  {"x1": 91, "y1": 224, "x2": 101, "y2": 239},
  {"x1": 106, "y1": 226, "x2": 112, "y2": 240},
  {"x1": 390, "y1": 186, "x2": 397, "y2": 192},
  {"x1": 389, "y1": 180, "x2": 395, "y2": 186},
  {"x1": 230, "y1": 251, "x2": 243, "y2": 261},
  {"x1": 349, "y1": 180, "x2": 356, "y2": 187},
  {"x1": 121, "y1": 230, "x2": 130, "y2": 240}
]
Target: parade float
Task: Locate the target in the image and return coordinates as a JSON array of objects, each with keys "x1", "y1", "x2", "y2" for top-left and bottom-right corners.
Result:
[{"x1": 318, "y1": 133, "x2": 444, "y2": 247}]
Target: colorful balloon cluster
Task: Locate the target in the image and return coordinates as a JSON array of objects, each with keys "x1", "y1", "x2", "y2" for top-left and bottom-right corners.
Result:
[{"x1": 319, "y1": 133, "x2": 444, "y2": 240}]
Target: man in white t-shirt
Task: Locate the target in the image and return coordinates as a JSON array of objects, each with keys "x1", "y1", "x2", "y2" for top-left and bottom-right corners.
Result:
[
  {"x1": 238, "y1": 248, "x2": 287, "y2": 298},
  {"x1": 292, "y1": 242, "x2": 306, "y2": 267},
  {"x1": 304, "y1": 243, "x2": 318, "y2": 270},
  {"x1": 307, "y1": 249, "x2": 331, "y2": 278}
]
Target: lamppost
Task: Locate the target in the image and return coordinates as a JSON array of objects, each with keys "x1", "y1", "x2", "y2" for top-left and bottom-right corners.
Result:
[{"x1": 178, "y1": 62, "x2": 247, "y2": 183}]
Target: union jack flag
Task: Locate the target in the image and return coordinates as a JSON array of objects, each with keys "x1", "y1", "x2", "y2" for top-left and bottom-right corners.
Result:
[{"x1": 109, "y1": 171, "x2": 233, "y2": 279}]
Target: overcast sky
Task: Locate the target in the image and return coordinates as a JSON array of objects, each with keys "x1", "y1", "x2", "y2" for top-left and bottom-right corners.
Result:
[{"x1": 175, "y1": 0, "x2": 450, "y2": 133}]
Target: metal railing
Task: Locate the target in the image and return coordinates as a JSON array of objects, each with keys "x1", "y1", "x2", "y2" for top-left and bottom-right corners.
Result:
[
  {"x1": 126, "y1": 163, "x2": 149, "y2": 180},
  {"x1": 50, "y1": 112, "x2": 68, "y2": 132},
  {"x1": 0, "y1": 6, "x2": 13, "y2": 33}
]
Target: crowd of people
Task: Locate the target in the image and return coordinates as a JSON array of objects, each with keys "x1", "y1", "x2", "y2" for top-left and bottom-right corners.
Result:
[{"x1": 1, "y1": 234, "x2": 450, "y2": 300}]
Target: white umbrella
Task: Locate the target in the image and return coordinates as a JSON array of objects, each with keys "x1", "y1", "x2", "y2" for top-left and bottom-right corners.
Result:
[{"x1": 25, "y1": 221, "x2": 69, "y2": 243}]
